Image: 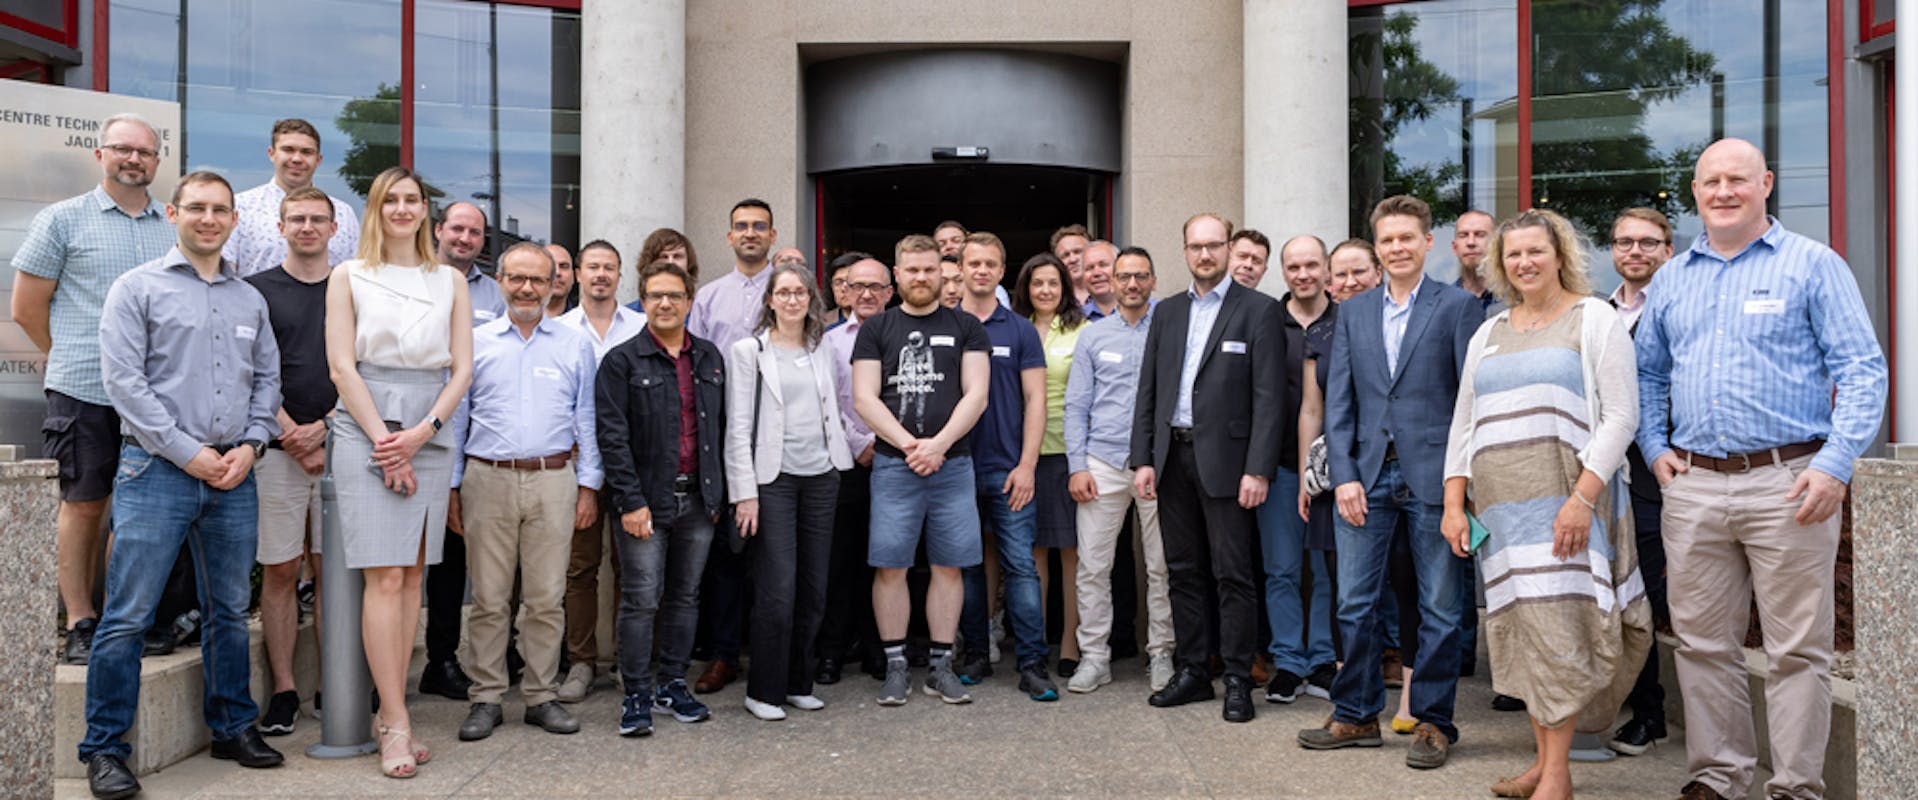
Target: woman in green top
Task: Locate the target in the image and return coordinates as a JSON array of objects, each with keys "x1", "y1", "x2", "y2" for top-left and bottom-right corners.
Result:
[{"x1": 1012, "y1": 252, "x2": 1089, "y2": 675}]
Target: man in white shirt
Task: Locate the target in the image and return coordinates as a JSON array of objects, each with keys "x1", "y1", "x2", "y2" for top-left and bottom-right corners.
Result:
[{"x1": 223, "y1": 118, "x2": 361, "y2": 275}]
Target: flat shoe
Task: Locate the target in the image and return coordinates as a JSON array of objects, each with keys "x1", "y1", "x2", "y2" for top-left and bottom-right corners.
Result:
[{"x1": 1491, "y1": 776, "x2": 1537, "y2": 797}]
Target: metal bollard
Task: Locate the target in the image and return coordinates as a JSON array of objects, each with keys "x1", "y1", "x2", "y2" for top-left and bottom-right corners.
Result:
[{"x1": 307, "y1": 419, "x2": 377, "y2": 758}]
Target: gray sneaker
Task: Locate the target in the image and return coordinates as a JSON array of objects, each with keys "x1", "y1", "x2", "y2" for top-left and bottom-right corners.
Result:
[
  {"x1": 1149, "y1": 652, "x2": 1176, "y2": 692},
  {"x1": 922, "y1": 660, "x2": 973, "y2": 704},
  {"x1": 876, "y1": 662, "x2": 911, "y2": 706}
]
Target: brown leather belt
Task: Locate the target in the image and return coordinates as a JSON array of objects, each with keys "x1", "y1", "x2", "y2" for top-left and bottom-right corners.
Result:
[
  {"x1": 469, "y1": 452, "x2": 573, "y2": 471},
  {"x1": 1672, "y1": 441, "x2": 1820, "y2": 473}
]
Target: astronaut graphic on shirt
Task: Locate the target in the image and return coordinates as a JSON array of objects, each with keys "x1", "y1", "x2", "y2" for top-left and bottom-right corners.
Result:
[{"x1": 891, "y1": 330, "x2": 942, "y2": 424}]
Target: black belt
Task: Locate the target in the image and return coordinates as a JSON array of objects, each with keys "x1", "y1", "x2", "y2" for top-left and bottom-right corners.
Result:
[
  {"x1": 123, "y1": 435, "x2": 242, "y2": 455},
  {"x1": 1169, "y1": 427, "x2": 1194, "y2": 443},
  {"x1": 673, "y1": 473, "x2": 697, "y2": 494}
]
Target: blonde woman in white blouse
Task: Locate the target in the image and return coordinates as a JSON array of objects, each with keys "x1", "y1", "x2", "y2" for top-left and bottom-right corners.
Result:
[{"x1": 324, "y1": 166, "x2": 473, "y2": 779}]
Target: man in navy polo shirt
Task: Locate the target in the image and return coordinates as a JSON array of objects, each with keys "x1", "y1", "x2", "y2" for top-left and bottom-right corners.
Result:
[{"x1": 953, "y1": 232, "x2": 1056, "y2": 701}]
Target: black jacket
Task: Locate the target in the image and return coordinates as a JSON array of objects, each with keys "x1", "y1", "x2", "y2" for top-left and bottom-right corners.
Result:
[{"x1": 595, "y1": 330, "x2": 727, "y2": 520}]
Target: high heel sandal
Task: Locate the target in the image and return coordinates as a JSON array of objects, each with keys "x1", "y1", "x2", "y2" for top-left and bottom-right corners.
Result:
[
  {"x1": 409, "y1": 731, "x2": 431, "y2": 765},
  {"x1": 377, "y1": 723, "x2": 418, "y2": 778},
  {"x1": 1489, "y1": 776, "x2": 1537, "y2": 797}
]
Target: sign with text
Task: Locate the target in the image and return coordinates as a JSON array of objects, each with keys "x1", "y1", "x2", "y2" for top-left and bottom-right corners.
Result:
[{"x1": 0, "y1": 82, "x2": 181, "y2": 453}]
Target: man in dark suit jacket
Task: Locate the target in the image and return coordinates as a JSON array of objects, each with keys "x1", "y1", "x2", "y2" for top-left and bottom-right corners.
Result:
[
  {"x1": 1298, "y1": 195, "x2": 1483, "y2": 769},
  {"x1": 1129, "y1": 212, "x2": 1286, "y2": 723}
]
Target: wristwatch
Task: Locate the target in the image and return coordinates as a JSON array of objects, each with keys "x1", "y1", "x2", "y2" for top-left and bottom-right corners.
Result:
[
  {"x1": 425, "y1": 414, "x2": 444, "y2": 432},
  {"x1": 241, "y1": 439, "x2": 267, "y2": 459}
]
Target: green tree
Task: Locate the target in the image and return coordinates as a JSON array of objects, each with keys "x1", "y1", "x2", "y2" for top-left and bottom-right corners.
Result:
[
  {"x1": 334, "y1": 83, "x2": 445, "y2": 207},
  {"x1": 1349, "y1": 8, "x2": 1467, "y2": 235}
]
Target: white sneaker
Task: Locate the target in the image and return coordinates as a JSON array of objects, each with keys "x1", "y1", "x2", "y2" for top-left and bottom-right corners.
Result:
[
  {"x1": 1066, "y1": 659, "x2": 1112, "y2": 693},
  {"x1": 785, "y1": 694, "x2": 825, "y2": 711},
  {"x1": 1149, "y1": 652, "x2": 1176, "y2": 693},
  {"x1": 556, "y1": 663, "x2": 594, "y2": 703},
  {"x1": 744, "y1": 696, "x2": 787, "y2": 721}
]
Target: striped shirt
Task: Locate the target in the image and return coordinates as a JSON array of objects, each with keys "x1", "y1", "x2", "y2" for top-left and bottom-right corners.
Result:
[
  {"x1": 1634, "y1": 218, "x2": 1887, "y2": 482},
  {"x1": 11, "y1": 185, "x2": 175, "y2": 406}
]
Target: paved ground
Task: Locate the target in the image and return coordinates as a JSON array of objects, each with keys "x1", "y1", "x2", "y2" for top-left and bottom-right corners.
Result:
[{"x1": 57, "y1": 655, "x2": 1703, "y2": 799}]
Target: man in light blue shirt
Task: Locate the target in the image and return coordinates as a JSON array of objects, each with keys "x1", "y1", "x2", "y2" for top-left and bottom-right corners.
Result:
[
  {"x1": 1634, "y1": 138, "x2": 1886, "y2": 800},
  {"x1": 448, "y1": 243, "x2": 600, "y2": 741},
  {"x1": 10, "y1": 112, "x2": 176, "y2": 664},
  {"x1": 1062, "y1": 245, "x2": 1174, "y2": 694}
]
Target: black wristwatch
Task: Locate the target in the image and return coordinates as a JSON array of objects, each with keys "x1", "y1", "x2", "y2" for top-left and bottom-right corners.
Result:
[{"x1": 241, "y1": 439, "x2": 267, "y2": 459}]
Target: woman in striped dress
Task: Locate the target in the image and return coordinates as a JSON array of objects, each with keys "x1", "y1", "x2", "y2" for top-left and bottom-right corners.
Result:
[{"x1": 1441, "y1": 209, "x2": 1651, "y2": 800}]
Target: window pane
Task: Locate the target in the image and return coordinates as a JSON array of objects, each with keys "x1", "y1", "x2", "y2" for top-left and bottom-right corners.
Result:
[
  {"x1": 1349, "y1": 0, "x2": 1519, "y2": 283},
  {"x1": 413, "y1": 0, "x2": 581, "y2": 268},
  {"x1": 1532, "y1": 0, "x2": 1829, "y2": 294}
]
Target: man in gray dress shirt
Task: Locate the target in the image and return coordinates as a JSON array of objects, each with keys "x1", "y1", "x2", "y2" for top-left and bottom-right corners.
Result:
[{"x1": 83, "y1": 171, "x2": 286, "y2": 799}]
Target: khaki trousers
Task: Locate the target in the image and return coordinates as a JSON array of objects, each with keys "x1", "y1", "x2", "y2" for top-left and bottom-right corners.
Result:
[
  {"x1": 1074, "y1": 456, "x2": 1175, "y2": 663},
  {"x1": 1662, "y1": 454, "x2": 1837, "y2": 800},
  {"x1": 460, "y1": 460, "x2": 577, "y2": 706}
]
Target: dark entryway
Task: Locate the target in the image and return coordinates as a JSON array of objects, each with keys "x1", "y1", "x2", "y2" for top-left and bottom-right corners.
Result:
[{"x1": 818, "y1": 163, "x2": 1111, "y2": 267}]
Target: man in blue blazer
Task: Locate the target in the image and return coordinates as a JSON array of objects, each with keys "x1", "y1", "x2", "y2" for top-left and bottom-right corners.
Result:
[
  {"x1": 1129, "y1": 213, "x2": 1287, "y2": 723},
  {"x1": 1298, "y1": 195, "x2": 1484, "y2": 769}
]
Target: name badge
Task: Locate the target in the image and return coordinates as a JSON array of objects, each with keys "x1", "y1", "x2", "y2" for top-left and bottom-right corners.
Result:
[
  {"x1": 930, "y1": 335, "x2": 956, "y2": 347},
  {"x1": 1743, "y1": 299, "x2": 1786, "y2": 315},
  {"x1": 1221, "y1": 340, "x2": 1247, "y2": 354},
  {"x1": 1048, "y1": 345, "x2": 1074, "y2": 357},
  {"x1": 991, "y1": 346, "x2": 1012, "y2": 358},
  {"x1": 475, "y1": 309, "x2": 498, "y2": 322},
  {"x1": 533, "y1": 366, "x2": 562, "y2": 380},
  {"x1": 1099, "y1": 350, "x2": 1124, "y2": 364},
  {"x1": 235, "y1": 325, "x2": 257, "y2": 341}
]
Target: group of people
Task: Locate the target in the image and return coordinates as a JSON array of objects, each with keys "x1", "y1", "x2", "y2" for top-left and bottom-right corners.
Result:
[{"x1": 16, "y1": 112, "x2": 1883, "y2": 800}]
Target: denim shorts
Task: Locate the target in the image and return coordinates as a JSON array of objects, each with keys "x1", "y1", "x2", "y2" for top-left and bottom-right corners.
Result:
[{"x1": 868, "y1": 452, "x2": 981, "y2": 568}]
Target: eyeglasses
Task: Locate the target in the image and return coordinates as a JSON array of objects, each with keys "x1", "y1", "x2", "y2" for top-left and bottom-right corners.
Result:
[
  {"x1": 730, "y1": 221, "x2": 770, "y2": 233},
  {"x1": 846, "y1": 281, "x2": 889, "y2": 295},
  {"x1": 1184, "y1": 241, "x2": 1228, "y2": 255},
  {"x1": 1113, "y1": 272, "x2": 1153, "y2": 284},
  {"x1": 830, "y1": 276, "x2": 849, "y2": 289},
  {"x1": 102, "y1": 143, "x2": 159, "y2": 161},
  {"x1": 1611, "y1": 237, "x2": 1669, "y2": 252},
  {"x1": 501, "y1": 274, "x2": 550, "y2": 288},
  {"x1": 772, "y1": 289, "x2": 810, "y2": 302},
  {"x1": 643, "y1": 290, "x2": 689, "y2": 304},
  {"x1": 283, "y1": 214, "x2": 333, "y2": 228}
]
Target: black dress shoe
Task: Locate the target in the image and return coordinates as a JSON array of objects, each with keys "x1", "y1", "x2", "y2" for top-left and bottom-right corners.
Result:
[
  {"x1": 1148, "y1": 666, "x2": 1216, "y2": 708},
  {"x1": 460, "y1": 702, "x2": 504, "y2": 740},
  {"x1": 1222, "y1": 675, "x2": 1255, "y2": 723},
  {"x1": 209, "y1": 727, "x2": 284, "y2": 768},
  {"x1": 815, "y1": 657, "x2": 843, "y2": 685},
  {"x1": 142, "y1": 626, "x2": 176, "y2": 657},
  {"x1": 87, "y1": 753, "x2": 140, "y2": 799},
  {"x1": 420, "y1": 659, "x2": 473, "y2": 700},
  {"x1": 861, "y1": 653, "x2": 887, "y2": 681},
  {"x1": 1491, "y1": 693, "x2": 1527, "y2": 712},
  {"x1": 64, "y1": 617, "x2": 98, "y2": 665},
  {"x1": 1609, "y1": 716, "x2": 1667, "y2": 756}
]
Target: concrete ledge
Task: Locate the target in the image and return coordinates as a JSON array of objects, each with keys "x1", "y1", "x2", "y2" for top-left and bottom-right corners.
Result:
[
  {"x1": 54, "y1": 618, "x2": 319, "y2": 779},
  {"x1": 1654, "y1": 633, "x2": 1856, "y2": 798}
]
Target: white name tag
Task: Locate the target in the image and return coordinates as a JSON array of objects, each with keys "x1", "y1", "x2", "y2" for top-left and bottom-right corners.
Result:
[
  {"x1": 1744, "y1": 299, "x2": 1786, "y2": 315},
  {"x1": 1048, "y1": 345, "x2": 1073, "y2": 357},
  {"x1": 930, "y1": 335, "x2": 956, "y2": 347},
  {"x1": 991, "y1": 346, "x2": 1012, "y2": 358},
  {"x1": 475, "y1": 309, "x2": 498, "y2": 321},
  {"x1": 235, "y1": 325, "x2": 257, "y2": 341},
  {"x1": 533, "y1": 366, "x2": 562, "y2": 380},
  {"x1": 1221, "y1": 340, "x2": 1247, "y2": 354},
  {"x1": 1099, "y1": 350, "x2": 1124, "y2": 364}
]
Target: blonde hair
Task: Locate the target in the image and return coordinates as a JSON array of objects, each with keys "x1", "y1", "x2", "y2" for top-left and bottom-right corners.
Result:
[
  {"x1": 356, "y1": 167, "x2": 437, "y2": 270},
  {"x1": 1483, "y1": 209, "x2": 1594, "y2": 307}
]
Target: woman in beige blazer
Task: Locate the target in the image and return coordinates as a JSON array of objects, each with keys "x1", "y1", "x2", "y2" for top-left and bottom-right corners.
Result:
[{"x1": 724, "y1": 263, "x2": 854, "y2": 721}]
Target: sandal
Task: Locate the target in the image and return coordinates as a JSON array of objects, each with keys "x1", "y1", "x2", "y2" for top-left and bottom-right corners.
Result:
[
  {"x1": 1490, "y1": 776, "x2": 1537, "y2": 797},
  {"x1": 377, "y1": 723, "x2": 418, "y2": 778},
  {"x1": 410, "y1": 730, "x2": 431, "y2": 765}
]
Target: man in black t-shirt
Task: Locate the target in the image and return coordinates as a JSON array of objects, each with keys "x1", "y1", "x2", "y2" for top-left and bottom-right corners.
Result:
[
  {"x1": 242, "y1": 186, "x2": 339, "y2": 735},
  {"x1": 851, "y1": 234, "x2": 990, "y2": 706}
]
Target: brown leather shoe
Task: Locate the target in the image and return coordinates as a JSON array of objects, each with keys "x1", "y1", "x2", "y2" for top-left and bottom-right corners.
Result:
[
  {"x1": 1251, "y1": 655, "x2": 1272, "y2": 687},
  {"x1": 693, "y1": 659, "x2": 738, "y2": 694},
  {"x1": 1405, "y1": 721, "x2": 1451, "y2": 769},
  {"x1": 1297, "y1": 716, "x2": 1383, "y2": 749},
  {"x1": 1381, "y1": 648, "x2": 1404, "y2": 688},
  {"x1": 1677, "y1": 781, "x2": 1727, "y2": 800}
]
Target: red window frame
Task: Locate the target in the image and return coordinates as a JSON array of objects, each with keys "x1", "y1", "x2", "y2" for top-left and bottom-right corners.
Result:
[
  {"x1": 1862, "y1": 0, "x2": 1895, "y2": 42},
  {"x1": 0, "y1": 0, "x2": 80, "y2": 49}
]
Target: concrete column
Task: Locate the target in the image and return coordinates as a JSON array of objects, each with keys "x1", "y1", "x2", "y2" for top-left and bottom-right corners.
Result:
[
  {"x1": 1, "y1": 457, "x2": 57, "y2": 797},
  {"x1": 1243, "y1": 0, "x2": 1349, "y2": 299},
  {"x1": 582, "y1": 0, "x2": 686, "y2": 304},
  {"x1": 1854, "y1": 454, "x2": 1918, "y2": 797}
]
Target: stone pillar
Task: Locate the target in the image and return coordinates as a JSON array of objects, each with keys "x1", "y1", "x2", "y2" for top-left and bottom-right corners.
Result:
[
  {"x1": 582, "y1": 0, "x2": 686, "y2": 305},
  {"x1": 1243, "y1": 0, "x2": 1349, "y2": 299},
  {"x1": 1853, "y1": 455, "x2": 1918, "y2": 797},
  {"x1": 0, "y1": 458, "x2": 58, "y2": 797}
]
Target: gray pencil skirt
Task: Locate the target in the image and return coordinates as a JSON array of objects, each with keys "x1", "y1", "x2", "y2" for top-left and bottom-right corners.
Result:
[{"x1": 329, "y1": 363, "x2": 454, "y2": 569}]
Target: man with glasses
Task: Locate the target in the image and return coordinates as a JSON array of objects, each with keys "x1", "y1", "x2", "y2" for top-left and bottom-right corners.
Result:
[
  {"x1": 224, "y1": 118, "x2": 361, "y2": 276},
  {"x1": 244, "y1": 187, "x2": 340, "y2": 736},
  {"x1": 1131, "y1": 214, "x2": 1287, "y2": 723},
  {"x1": 1065, "y1": 246, "x2": 1175, "y2": 694},
  {"x1": 596, "y1": 260, "x2": 728, "y2": 736},
  {"x1": 450, "y1": 243, "x2": 599, "y2": 741},
  {"x1": 817, "y1": 255, "x2": 893, "y2": 683},
  {"x1": 12, "y1": 112, "x2": 176, "y2": 667},
  {"x1": 684, "y1": 198, "x2": 779, "y2": 695}
]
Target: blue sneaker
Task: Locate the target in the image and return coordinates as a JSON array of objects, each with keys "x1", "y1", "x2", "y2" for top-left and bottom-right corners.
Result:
[
  {"x1": 654, "y1": 679, "x2": 711, "y2": 723},
  {"x1": 619, "y1": 693, "x2": 653, "y2": 737}
]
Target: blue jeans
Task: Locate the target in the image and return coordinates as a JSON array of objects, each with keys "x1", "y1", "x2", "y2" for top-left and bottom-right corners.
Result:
[
  {"x1": 1257, "y1": 467, "x2": 1336, "y2": 675},
  {"x1": 867, "y1": 454, "x2": 980, "y2": 568},
  {"x1": 615, "y1": 490, "x2": 715, "y2": 695},
  {"x1": 1328, "y1": 459, "x2": 1466, "y2": 741},
  {"x1": 961, "y1": 466, "x2": 1045, "y2": 668},
  {"x1": 81, "y1": 446, "x2": 259, "y2": 762}
]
